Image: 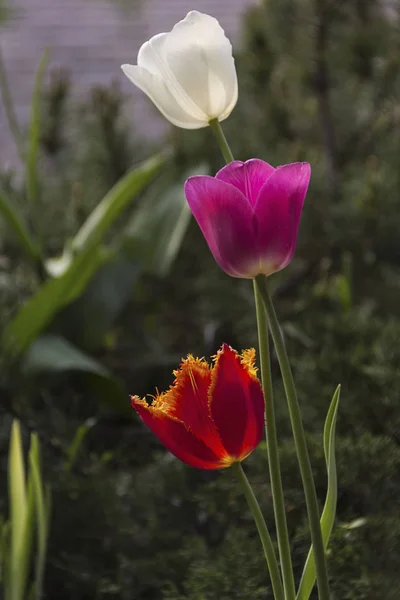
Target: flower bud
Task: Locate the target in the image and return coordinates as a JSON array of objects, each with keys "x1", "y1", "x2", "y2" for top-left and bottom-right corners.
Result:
[
  {"x1": 121, "y1": 11, "x2": 238, "y2": 129},
  {"x1": 185, "y1": 159, "x2": 311, "y2": 279}
]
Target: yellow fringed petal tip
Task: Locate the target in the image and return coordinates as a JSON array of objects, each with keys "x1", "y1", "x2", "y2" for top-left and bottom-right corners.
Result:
[{"x1": 240, "y1": 348, "x2": 258, "y2": 378}]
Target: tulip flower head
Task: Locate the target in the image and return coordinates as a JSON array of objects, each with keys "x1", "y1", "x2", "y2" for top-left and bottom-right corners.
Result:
[
  {"x1": 185, "y1": 159, "x2": 311, "y2": 279},
  {"x1": 121, "y1": 11, "x2": 238, "y2": 129},
  {"x1": 131, "y1": 344, "x2": 265, "y2": 470}
]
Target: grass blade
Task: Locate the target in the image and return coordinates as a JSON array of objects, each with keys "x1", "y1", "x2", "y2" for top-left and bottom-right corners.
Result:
[
  {"x1": 0, "y1": 44, "x2": 24, "y2": 162},
  {"x1": 29, "y1": 434, "x2": 49, "y2": 600},
  {"x1": 296, "y1": 385, "x2": 341, "y2": 600},
  {"x1": 8, "y1": 421, "x2": 35, "y2": 600},
  {"x1": 71, "y1": 154, "x2": 164, "y2": 254},
  {"x1": 0, "y1": 185, "x2": 40, "y2": 261}
]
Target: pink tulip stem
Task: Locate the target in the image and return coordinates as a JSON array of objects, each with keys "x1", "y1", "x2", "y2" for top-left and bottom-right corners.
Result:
[
  {"x1": 211, "y1": 121, "x2": 297, "y2": 600},
  {"x1": 253, "y1": 281, "x2": 297, "y2": 600},
  {"x1": 255, "y1": 274, "x2": 330, "y2": 600}
]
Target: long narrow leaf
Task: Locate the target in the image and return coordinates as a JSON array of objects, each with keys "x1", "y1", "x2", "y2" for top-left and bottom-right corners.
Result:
[
  {"x1": 1, "y1": 520, "x2": 10, "y2": 595},
  {"x1": 0, "y1": 518, "x2": 5, "y2": 582},
  {"x1": 4, "y1": 154, "x2": 163, "y2": 356},
  {"x1": 29, "y1": 435, "x2": 49, "y2": 600},
  {"x1": 8, "y1": 421, "x2": 27, "y2": 592},
  {"x1": 8, "y1": 421, "x2": 35, "y2": 600},
  {"x1": 123, "y1": 165, "x2": 206, "y2": 277},
  {"x1": 0, "y1": 44, "x2": 24, "y2": 162},
  {"x1": 65, "y1": 419, "x2": 96, "y2": 472},
  {"x1": 296, "y1": 385, "x2": 341, "y2": 600},
  {"x1": 0, "y1": 186, "x2": 40, "y2": 261},
  {"x1": 3, "y1": 245, "x2": 107, "y2": 356},
  {"x1": 71, "y1": 154, "x2": 164, "y2": 254},
  {"x1": 26, "y1": 50, "x2": 49, "y2": 211}
]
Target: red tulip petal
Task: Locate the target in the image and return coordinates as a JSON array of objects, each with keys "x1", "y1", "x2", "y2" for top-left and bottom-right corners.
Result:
[
  {"x1": 216, "y1": 159, "x2": 276, "y2": 207},
  {"x1": 132, "y1": 397, "x2": 228, "y2": 469},
  {"x1": 208, "y1": 344, "x2": 265, "y2": 460},
  {"x1": 165, "y1": 357, "x2": 227, "y2": 458},
  {"x1": 184, "y1": 175, "x2": 258, "y2": 278},
  {"x1": 254, "y1": 162, "x2": 311, "y2": 275}
]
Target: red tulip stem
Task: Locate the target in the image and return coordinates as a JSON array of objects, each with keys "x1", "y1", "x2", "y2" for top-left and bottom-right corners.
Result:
[
  {"x1": 253, "y1": 281, "x2": 297, "y2": 600},
  {"x1": 255, "y1": 274, "x2": 330, "y2": 600},
  {"x1": 232, "y1": 461, "x2": 284, "y2": 600}
]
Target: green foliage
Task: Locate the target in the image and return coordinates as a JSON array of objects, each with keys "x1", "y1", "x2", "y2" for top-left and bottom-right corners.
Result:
[
  {"x1": 0, "y1": 184, "x2": 40, "y2": 261},
  {"x1": 1, "y1": 421, "x2": 50, "y2": 600},
  {"x1": 297, "y1": 385, "x2": 340, "y2": 600},
  {"x1": 1, "y1": 0, "x2": 400, "y2": 597}
]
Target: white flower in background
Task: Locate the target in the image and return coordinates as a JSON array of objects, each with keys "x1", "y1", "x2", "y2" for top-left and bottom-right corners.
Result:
[{"x1": 121, "y1": 11, "x2": 238, "y2": 129}]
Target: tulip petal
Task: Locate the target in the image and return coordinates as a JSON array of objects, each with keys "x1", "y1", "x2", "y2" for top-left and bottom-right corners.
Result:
[
  {"x1": 254, "y1": 162, "x2": 311, "y2": 274},
  {"x1": 121, "y1": 64, "x2": 207, "y2": 129},
  {"x1": 132, "y1": 398, "x2": 226, "y2": 469},
  {"x1": 163, "y1": 11, "x2": 238, "y2": 120},
  {"x1": 164, "y1": 357, "x2": 227, "y2": 457},
  {"x1": 185, "y1": 176, "x2": 258, "y2": 278},
  {"x1": 216, "y1": 159, "x2": 276, "y2": 207},
  {"x1": 209, "y1": 345, "x2": 265, "y2": 460},
  {"x1": 135, "y1": 32, "x2": 207, "y2": 122}
]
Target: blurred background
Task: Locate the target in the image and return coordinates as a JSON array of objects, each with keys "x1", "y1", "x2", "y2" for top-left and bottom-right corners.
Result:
[{"x1": 1, "y1": 0, "x2": 400, "y2": 598}]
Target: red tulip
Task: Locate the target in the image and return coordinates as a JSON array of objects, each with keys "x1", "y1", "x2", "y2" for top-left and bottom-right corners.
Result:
[{"x1": 131, "y1": 344, "x2": 265, "y2": 469}]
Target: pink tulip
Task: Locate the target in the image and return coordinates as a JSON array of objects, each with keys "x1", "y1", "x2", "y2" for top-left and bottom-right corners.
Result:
[{"x1": 184, "y1": 159, "x2": 311, "y2": 279}]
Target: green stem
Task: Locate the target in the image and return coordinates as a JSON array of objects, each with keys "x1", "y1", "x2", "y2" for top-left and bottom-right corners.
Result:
[
  {"x1": 209, "y1": 118, "x2": 234, "y2": 163},
  {"x1": 232, "y1": 462, "x2": 284, "y2": 600},
  {"x1": 210, "y1": 120, "x2": 295, "y2": 599},
  {"x1": 255, "y1": 275, "x2": 330, "y2": 600},
  {"x1": 253, "y1": 281, "x2": 296, "y2": 600}
]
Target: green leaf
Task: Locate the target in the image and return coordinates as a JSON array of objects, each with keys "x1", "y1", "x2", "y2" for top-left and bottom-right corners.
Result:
[
  {"x1": 3, "y1": 245, "x2": 107, "y2": 356},
  {"x1": 3, "y1": 155, "x2": 164, "y2": 357},
  {"x1": 64, "y1": 419, "x2": 96, "y2": 472},
  {"x1": 8, "y1": 421, "x2": 35, "y2": 600},
  {"x1": 296, "y1": 385, "x2": 341, "y2": 600},
  {"x1": 55, "y1": 254, "x2": 141, "y2": 351},
  {"x1": 8, "y1": 422, "x2": 26, "y2": 582},
  {"x1": 21, "y1": 334, "x2": 130, "y2": 416},
  {"x1": 341, "y1": 517, "x2": 367, "y2": 530},
  {"x1": 124, "y1": 165, "x2": 206, "y2": 277},
  {"x1": 28, "y1": 434, "x2": 49, "y2": 600},
  {"x1": 0, "y1": 517, "x2": 9, "y2": 585},
  {"x1": 0, "y1": 44, "x2": 24, "y2": 163},
  {"x1": 26, "y1": 50, "x2": 49, "y2": 211},
  {"x1": 56, "y1": 165, "x2": 197, "y2": 351},
  {"x1": 0, "y1": 520, "x2": 10, "y2": 593},
  {"x1": 71, "y1": 154, "x2": 164, "y2": 255},
  {"x1": 0, "y1": 185, "x2": 40, "y2": 261}
]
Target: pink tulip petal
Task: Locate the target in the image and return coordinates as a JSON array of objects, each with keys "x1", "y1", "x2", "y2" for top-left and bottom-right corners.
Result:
[
  {"x1": 185, "y1": 176, "x2": 258, "y2": 278},
  {"x1": 254, "y1": 162, "x2": 311, "y2": 274},
  {"x1": 216, "y1": 159, "x2": 276, "y2": 207}
]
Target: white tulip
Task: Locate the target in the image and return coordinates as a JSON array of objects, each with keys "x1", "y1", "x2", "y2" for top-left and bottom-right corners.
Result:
[{"x1": 121, "y1": 11, "x2": 238, "y2": 129}]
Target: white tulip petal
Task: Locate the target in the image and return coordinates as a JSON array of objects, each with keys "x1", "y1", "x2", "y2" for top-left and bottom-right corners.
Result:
[
  {"x1": 121, "y1": 11, "x2": 238, "y2": 128},
  {"x1": 163, "y1": 11, "x2": 238, "y2": 118},
  {"x1": 121, "y1": 64, "x2": 208, "y2": 129},
  {"x1": 136, "y1": 32, "x2": 207, "y2": 121},
  {"x1": 136, "y1": 33, "x2": 169, "y2": 76}
]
